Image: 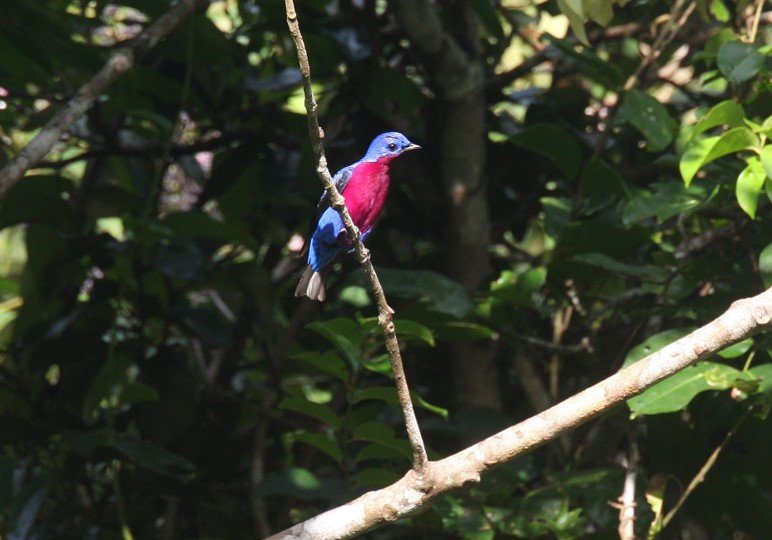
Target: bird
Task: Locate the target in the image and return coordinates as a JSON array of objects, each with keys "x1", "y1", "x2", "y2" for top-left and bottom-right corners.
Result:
[{"x1": 295, "y1": 132, "x2": 420, "y2": 301}]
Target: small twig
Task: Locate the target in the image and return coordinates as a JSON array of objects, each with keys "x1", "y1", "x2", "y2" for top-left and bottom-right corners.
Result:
[
  {"x1": 284, "y1": 0, "x2": 427, "y2": 472},
  {"x1": 614, "y1": 433, "x2": 639, "y2": 540},
  {"x1": 746, "y1": 0, "x2": 764, "y2": 43},
  {"x1": 0, "y1": 0, "x2": 211, "y2": 196},
  {"x1": 549, "y1": 306, "x2": 573, "y2": 400},
  {"x1": 661, "y1": 407, "x2": 752, "y2": 528}
]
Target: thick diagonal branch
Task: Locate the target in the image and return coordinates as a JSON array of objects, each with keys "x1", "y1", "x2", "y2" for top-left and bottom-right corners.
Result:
[
  {"x1": 0, "y1": 0, "x2": 211, "y2": 196},
  {"x1": 284, "y1": 0, "x2": 427, "y2": 471},
  {"x1": 266, "y1": 287, "x2": 772, "y2": 539}
]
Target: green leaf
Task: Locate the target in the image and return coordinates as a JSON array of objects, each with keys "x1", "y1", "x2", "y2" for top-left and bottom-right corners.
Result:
[
  {"x1": 572, "y1": 252, "x2": 668, "y2": 282},
  {"x1": 295, "y1": 432, "x2": 343, "y2": 463},
  {"x1": 353, "y1": 467, "x2": 401, "y2": 489},
  {"x1": 557, "y1": 0, "x2": 589, "y2": 45},
  {"x1": 622, "y1": 181, "x2": 714, "y2": 225},
  {"x1": 760, "y1": 145, "x2": 772, "y2": 180},
  {"x1": 467, "y1": 0, "x2": 504, "y2": 40},
  {"x1": 680, "y1": 127, "x2": 759, "y2": 185},
  {"x1": 437, "y1": 322, "x2": 497, "y2": 342},
  {"x1": 349, "y1": 386, "x2": 447, "y2": 417},
  {"x1": 307, "y1": 318, "x2": 363, "y2": 365},
  {"x1": 279, "y1": 397, "x2": 340, "y2": 428},
  {"x1": 255, "y1": 468, "x2": 325, "y2": 499},
  {"x1": 717, "y1": 41, "x2": 764, "y2": 84},
  {"x1": 623, "y1": 328, "x2": 696, "y2": 368},
  {"x1": 292, "y1": 351, "x2": 349, "y2": 382},
  {"x1": 114, "y1": 440, "x2": 196, "y2": 479},
  {"x1": 627, "y1": 362, "x2": 742, "y2": 417},
  {"x1": 736, "y1": 157, "x2": 766, "y2": 218},
  {"x1": 162, "y1": 211, "x2": 261, "y2": 251},
  {"x1": 412, "y1": 392, "x2": 449, "y2": 419},
  {"x1": 691, "y1": 100, "x2": 746, "y2": 139},
  {"x1": 354, "y1": 443, "x2": 409, "y2": 464},
  {"x1": 717, "y1": 338, "x2": 753, "y2": 359},
  {"x1": 510, "y1": 123, "x2": 583, "y2": 179},
  {"x1": 362, "y1": 354, "x2": 392, "y2": 376},
  {"x1": 351, "y1": 421, "x2": 397, "y2": 443},
  {"x1": 351, "y1": 268, "x2": 473, "y2": 318},
  {"x1": 620, "y1": 90, "x2": 675, "y2": 152},
  {"x1": 760, "y1": 244, "x2": 772, "y2": 288},
  {"x1": 395, "y1": 319, "x2": 435, "y2": 346},
  {"x1": 0, "y1": 175, "x2": 73, "y2": 230}
]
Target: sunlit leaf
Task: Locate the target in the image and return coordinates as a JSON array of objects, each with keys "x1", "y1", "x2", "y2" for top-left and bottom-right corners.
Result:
[
  {"x1": 627, "y1": 362, "x2": 742, "y2": 417},
  {"x1": 736, "y1": 157, "x2": 766, "y2": 218},
  {"x1": 680, "y1": 128, "x2": 759, "y2": 185}
]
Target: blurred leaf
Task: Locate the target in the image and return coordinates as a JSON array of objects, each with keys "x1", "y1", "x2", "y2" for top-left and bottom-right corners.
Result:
[
  {"x1": 468, "y1": 0, "x2": 504, "y2": 40},
  {"x1": 437, "y1": 322, "x2": 497, "y2": 342},
  {"x1": 760, "y1": 244, "x2": 772, "y2": 288},
  {"x1": 619, "y1": 91, "x2": 675, "y2": 152},
  {"x1": 736, "y1": 157, "x2": 766, "y2": 218},
  {"x1": 510, "y1": 124, "x2": 583, "y2": 179},
  {"x1": 0, "y1": 176, "x2": 73, "y2": 230},
  {"x1": 295, "y1": 432, "x2": 343, "y2": 463},
  {"x1": 627, "y1": 362, "x2": 741, "y2": 417},
  {"x1": 162, "y1": 211, "x2": 260, "y2": 251},
  {"x1": 173, "y1": 307, "x2": 232, "y2": 348},
  {"x1": 354, "y1": 443, "x2": 409, "y2": 464},
  {"x1": 557, "y1": 0, "x2": 589, "y2": 45},
  {"x1": 548, "y1": 38, "x2": 624, "y2": 88},
  {"x1": 572, "y1": 253, "x2": 667, "y2": 282},
  {"x1": 395, "y1": 319, "x2": 435, "y2": 346},
  {"x1": 114, "y1": 440, "x2": 196, "y2": 479},
  {"x1": 362, "y1": 354, "x2": 392, "y2": 376},
  {"x1": 352, "y1": 268, "x2": 473, "y2": 318},
  {"x1": 351, "y1": 421, "x2": 397, "y2": 444},
  {"x1": 622, "y1": 181, "x2": 714, "y2": 225},
  {"x1": 293, "y1": 351, "x2": 349, "y2": 382},
  {"x1": 279, "y1": 397, "x2": 340, "y2": 428},
  {"x1": 761, "y1": 145, "x2": 772, "y2": 185},
  {"x1": 680, "y1": 127, "x2": 759, "y2": 185},
  {"x1": 353, "y1": 467, "x2": 401, "y2": 489},
  {"x1": 717, "y1": 42, "x2": 764, "y2": 84},
  {"x1": 255, "y1": 468, "x2": 325, "y2": 500},
  {"x1": 307, "y1": 317, "x2": 362, "y2": 365}
]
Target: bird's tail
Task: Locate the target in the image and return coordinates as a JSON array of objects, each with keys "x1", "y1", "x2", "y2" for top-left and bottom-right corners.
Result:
[{"x1": 295, "y1": 266, "x2": 327, "y2": 301}]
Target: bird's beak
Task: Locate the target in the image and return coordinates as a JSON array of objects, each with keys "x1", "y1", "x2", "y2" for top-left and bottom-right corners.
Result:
[{"x1": 405, "y1": 143, "x2": 421, "y2": 152}]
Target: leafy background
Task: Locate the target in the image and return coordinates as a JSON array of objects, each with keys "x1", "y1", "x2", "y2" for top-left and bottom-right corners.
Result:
[{"x1": 0, "y1": 0, "x2": 770, "y2": 538}]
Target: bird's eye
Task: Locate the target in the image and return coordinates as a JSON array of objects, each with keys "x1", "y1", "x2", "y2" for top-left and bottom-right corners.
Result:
[{"x1": 387, "y1": 142, "x2": 397, "y2": 151}]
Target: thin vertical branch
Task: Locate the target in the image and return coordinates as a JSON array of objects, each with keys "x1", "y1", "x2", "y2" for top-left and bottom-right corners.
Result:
[
  {"x1": 616, "y1": 434, "x2": 639, "y2": 540},
  {"x1": 283, "y1": 0, "x2": 427, "y2": 472},
  {"x1": 661, "y1": 408, "x2": 752, "y2": 529}
]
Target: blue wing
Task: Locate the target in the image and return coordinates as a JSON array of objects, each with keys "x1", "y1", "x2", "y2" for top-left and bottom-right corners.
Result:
[
  {"x1": 300, "y1": 163, "x2": 357, "y2": 258},
  {"x1": 316, "y1": 163, "x2": 356, "y2": 209}
]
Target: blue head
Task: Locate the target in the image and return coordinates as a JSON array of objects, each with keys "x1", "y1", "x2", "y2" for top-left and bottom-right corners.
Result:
[{"x1": 362, "y1": 132, "x2": 420, "y2": 162}]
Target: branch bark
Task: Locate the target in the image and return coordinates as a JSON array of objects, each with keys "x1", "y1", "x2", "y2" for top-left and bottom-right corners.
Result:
[
  {"x1": 0, "y1": 0, "x2": 211, "y2": 196},
  {"x1": 266, "y1": 287, "x2": 772, "y2": 540},
  {"x1": 283, "y1": 0, "x2": 427, "y2": 471}
]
